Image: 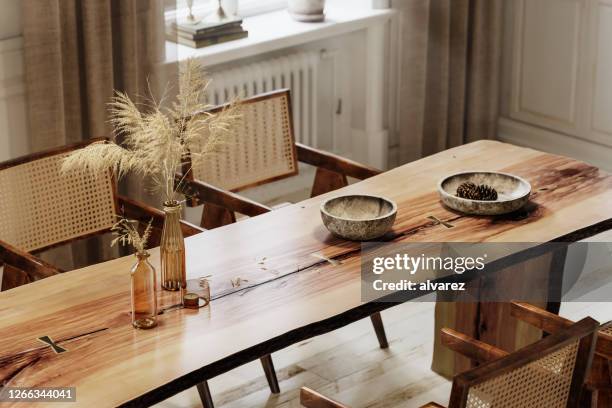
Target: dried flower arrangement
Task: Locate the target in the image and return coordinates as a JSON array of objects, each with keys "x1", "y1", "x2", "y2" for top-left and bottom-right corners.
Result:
[
  {"x1": 61, "y1": 58, "x2": 240, "y2": 204},
  {"x1": 111, "y1": 217, "x2": 153, "y2": 255}
]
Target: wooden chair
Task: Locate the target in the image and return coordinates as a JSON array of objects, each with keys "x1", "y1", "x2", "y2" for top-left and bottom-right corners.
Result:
[
  {"x1": 182, "y1": 88, "x2": 383, "y2": 229},
  {"x1": 0, "y1": 139, "x2": 259, "y2": 290},
  {"x1": 509, "y1": 302, "x2": 612, "y2": 407},
  {"x1": 180, "y1": 89, "x2": 389, "y2": 407},
  {"x1": 300, "y1": 317, "x2": 602, "y2": 408}
]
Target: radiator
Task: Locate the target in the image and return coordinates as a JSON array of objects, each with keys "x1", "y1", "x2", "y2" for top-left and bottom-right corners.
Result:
[{"x1": 207, "y1": 51, "x2": 321, "y2": 148}]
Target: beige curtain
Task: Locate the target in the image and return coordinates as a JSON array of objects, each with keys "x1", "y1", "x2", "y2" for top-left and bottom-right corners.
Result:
[
  {"x1": 393, "y1": 0, "x2": 503, "y2": 163},
  {"x1": 23, "y1": 0, "x2": 165, "y2": 149},
  {"x1": 22, "y1": 0, "x2": 167, "y2": 269}
]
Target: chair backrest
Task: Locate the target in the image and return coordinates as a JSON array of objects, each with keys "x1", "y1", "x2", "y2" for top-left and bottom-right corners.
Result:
[
  {"x1": 449, "y1": 317, "x2": 600, "y2": 408},
  {"x1": 0, "y1": 141, "x2": 117, "y2": 252},
  {"x1": 189, "y1": 89, "x2": 298, "y2": 192}
]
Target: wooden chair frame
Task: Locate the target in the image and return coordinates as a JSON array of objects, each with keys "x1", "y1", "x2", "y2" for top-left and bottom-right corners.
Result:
[
  {"x1": 300, "y1": 317, "x2": 601, "y2": 408},
  {"x1": 0, "y1": 138, "x2": 254, "y2": 290},
  {"x1": 510, "y1": 302, "x2": 612, "y2": 407},
  {"x1": 180, "y1": 89, "x2": 381, "y2": 230}
]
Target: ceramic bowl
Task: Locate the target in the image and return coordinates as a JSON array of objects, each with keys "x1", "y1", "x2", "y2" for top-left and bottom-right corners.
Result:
[
  {"x1": 437, "y1": 171, "x2": 531, "y2": 215},
  {"x1": 320, "y1": 194, "x2": 397, "y2": 241}
]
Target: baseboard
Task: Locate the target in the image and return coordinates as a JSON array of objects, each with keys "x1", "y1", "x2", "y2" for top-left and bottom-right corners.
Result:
[{"x1": 498, "y1": 118, "x2": 612, "y2": 173}]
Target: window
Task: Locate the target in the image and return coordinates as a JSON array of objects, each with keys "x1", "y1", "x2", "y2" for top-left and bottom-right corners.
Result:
[{"x1": 167, "y1": 0, "x2": 286, "y2": 20}]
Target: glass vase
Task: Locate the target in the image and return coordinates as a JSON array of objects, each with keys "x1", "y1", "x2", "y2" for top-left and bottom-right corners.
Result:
[
  {"x1": 160, "y1": 201, "x2": 186, "y2": 296},
  {"x1": 131, "y1": 252, "x2": 157, "y2": 329}
]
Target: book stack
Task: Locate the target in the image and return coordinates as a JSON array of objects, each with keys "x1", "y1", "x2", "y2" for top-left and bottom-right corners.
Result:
[{"x1": 169, "y1": 18, "x2": 248, "y2": 49}]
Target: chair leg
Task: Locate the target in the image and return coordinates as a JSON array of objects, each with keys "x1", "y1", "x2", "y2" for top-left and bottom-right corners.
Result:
[
  {"x1": 1, "y1": 264, "x2": 32, "y2": 291},
  {"x1": 260, "y1": 354, "x2": 280, "y2": 394},
  {"x1": 370, "y1": 312, "x2": 389, "y2": 349},
  {"x1": 196, "y1": 381, "x2": 214, "y2": 408}
]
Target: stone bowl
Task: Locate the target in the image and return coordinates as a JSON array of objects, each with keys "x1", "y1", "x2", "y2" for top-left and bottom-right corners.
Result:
[
  {"x1": 320, "y1": 195, "x2": 397, "y2": 241},
  {"x1": 437, "y1": 171, "x2": 531, "y2": 215}
]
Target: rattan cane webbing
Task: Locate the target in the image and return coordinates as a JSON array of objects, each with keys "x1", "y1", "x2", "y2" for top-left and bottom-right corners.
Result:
[
  {"x1": 191, "y1": 92, "x2": 297, "y2": 191},
  {"x1": 0, "y1": 153, "x2": 116, "y2": 252},
  {"x1": 600, "y1": 326, "x2": 612, "y2": 336},
  {"x1": 465, "y1": 340, "x2": 579, "y2": 408}
]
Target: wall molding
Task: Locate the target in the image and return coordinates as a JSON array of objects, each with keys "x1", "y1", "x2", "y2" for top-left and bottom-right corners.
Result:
[{"x1": 498, "y1": 117, "x2": 612, "y2": 172}]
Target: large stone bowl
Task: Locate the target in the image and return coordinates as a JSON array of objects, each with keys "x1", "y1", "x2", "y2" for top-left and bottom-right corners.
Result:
[
  {"x1": 437, "y1": 171, "x2": 531, "y2": 215},
  {"x1": 320, "y1": 195, "x2": 397, "y2": 241}
]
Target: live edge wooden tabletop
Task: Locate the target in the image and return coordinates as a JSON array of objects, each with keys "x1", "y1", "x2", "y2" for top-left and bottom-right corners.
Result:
[{"x1": 1, "y1": 141, "x2": 611, "y2": 407}]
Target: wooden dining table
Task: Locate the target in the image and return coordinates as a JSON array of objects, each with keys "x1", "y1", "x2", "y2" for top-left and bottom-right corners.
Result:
[{"x1": 1, "y1": 140, "x2": 611, "y2": 407}]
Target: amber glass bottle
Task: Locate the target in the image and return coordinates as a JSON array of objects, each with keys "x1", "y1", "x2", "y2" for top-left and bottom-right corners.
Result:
[{"x1": 131, "y1": 252, "x2": 158, "y2": 329}]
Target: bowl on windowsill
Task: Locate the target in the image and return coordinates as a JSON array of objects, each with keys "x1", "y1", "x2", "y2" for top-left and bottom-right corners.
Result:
[{"x1": 288, "y1": 0, "x2": 326, "y2": 22}]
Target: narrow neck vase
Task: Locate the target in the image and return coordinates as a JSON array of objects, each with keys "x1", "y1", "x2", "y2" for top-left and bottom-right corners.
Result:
[
  {"x1": 160, "y1": 201, "x2": 186, "y2": 296},
  {"x1": 131, "y1": 252, "x2": 157, "y2": 329}
]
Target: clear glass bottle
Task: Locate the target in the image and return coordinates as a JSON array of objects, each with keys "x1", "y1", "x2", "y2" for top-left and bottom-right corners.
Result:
[
  {"x1": 160, "y1": 201, "x2": 186, "y2": 296},
  {"x1": 131, "y1": 252, "x2": 157, "y2": 329}
]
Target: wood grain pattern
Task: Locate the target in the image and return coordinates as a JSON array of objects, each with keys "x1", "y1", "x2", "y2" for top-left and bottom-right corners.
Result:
[{"x1": 0, "y1": 141, "x2": 611, "y2": 407}]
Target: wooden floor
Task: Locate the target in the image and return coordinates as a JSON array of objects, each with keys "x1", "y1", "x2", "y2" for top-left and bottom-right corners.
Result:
[
  {"x1": 157, "y1": 301, "x2": 452, "y2": 408},
  {"x1": 155, "y1": 296, "x2": 612, "y2": 408}
]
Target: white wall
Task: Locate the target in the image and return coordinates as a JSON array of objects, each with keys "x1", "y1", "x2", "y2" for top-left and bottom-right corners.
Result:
[
  {"x1": 0, "y1": 0, "x2": 28, "y2": 161},
  {"x1": 499, "y1": 0, "x2": 612, "y2": 172}
]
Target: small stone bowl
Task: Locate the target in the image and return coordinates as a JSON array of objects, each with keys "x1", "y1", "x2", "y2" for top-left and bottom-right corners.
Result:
[
  {"x1": 437, "y1": 171, "x2": 531, "y2": 215},
  {"x1": 320, "y1": 194, "x2": 397, "y2": 241}
]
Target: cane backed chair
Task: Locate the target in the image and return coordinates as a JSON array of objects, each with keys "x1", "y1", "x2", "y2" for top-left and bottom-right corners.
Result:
[
  {"x1": 509, "y1": 302, "x2": 612, "y2": 407},
  {"x1": 182, "y1": 88, "x2": 382, "y2": 229},
  {"x1": 179, "y1": 89, "x2": 389, "y2": 407},
  {"x1": 300, "y1": 317, "x2": 602, "y2": 408},
  {"x1": 0, "y1": 139, "x2": 262, "y2": 290}
]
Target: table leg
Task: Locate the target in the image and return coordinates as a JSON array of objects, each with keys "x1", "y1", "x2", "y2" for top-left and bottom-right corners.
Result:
[
  {"x1": 260, "y1": 354, "x2": 280, "y2": 394},
  {"x1": 370, "y1": 312, "x2": 389, "y2": 349},
  {"x1": 196, "y1": 381, "x2": 214, "y2": 408},
  {"x1": 432, "y1": 250, "x2": 563, "y2": 377}
]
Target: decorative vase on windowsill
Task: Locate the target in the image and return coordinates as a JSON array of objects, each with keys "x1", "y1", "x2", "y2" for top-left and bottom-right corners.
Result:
[
  {"x1": 61, "y1": 58, "x2": 241, "y2": 304},
  {"x1": 288, "y1": 0, "x2": 325, "y2": 22}
]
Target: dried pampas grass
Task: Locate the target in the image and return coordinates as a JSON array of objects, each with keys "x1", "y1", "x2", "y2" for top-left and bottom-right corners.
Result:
[
  {"x1": 61, "y1": 58, "x2": 241, "y2": 204},
  {"x1": 111, "y1": 217, "x2": 153, "y2": 255}
]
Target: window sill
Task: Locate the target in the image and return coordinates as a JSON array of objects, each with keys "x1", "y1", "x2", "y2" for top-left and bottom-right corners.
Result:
[{"x1": 164, "y1": 0, "x2": 395, "y2": 67}]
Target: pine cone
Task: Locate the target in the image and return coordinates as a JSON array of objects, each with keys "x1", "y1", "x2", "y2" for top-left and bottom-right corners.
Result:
[
  {"x1": 456, "y1": 182, "x2": 480, "y2": 199},
  {"x1": 476, "y1": 184, "x2": 498, "y2": 201},
  {"x1": 456, "y1": 181, "x2": 498, "y2": 201}
]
